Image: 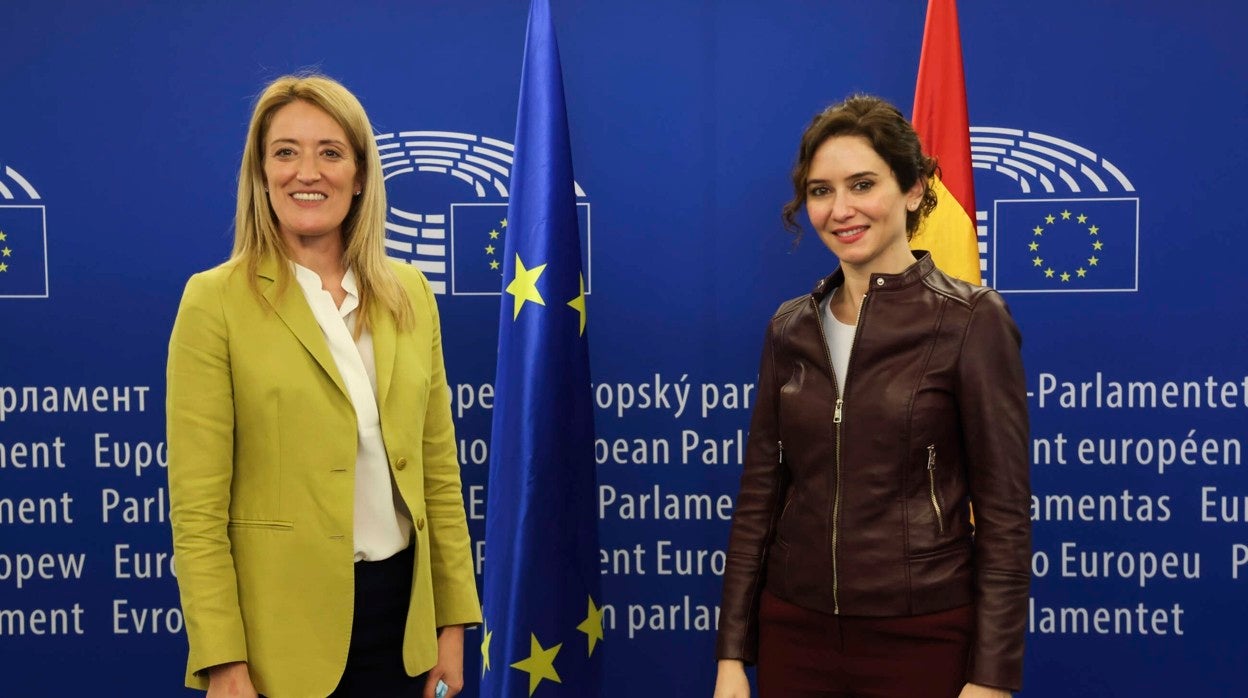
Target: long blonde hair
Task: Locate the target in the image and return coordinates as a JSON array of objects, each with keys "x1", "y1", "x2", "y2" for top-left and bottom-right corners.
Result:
[{"x1": 233, "y1": 73, "x2": 412, "y2": 332}]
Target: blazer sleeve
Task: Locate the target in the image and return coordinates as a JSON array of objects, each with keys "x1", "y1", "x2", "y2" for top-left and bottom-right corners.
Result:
[
  {"x1": 414, "y1": 272, "x2": 483, "y2": 628},
  {"x1": 166, "y1": 271, "x2": 248, "y2": 675},
  {"x1": 957, "y1": 290, "x2": 1031, "y2": 691}
]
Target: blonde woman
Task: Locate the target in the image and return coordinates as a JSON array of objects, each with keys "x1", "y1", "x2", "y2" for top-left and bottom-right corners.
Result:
[{"x1": 168, "y1": 74, "x2": 480, "y2": 698}]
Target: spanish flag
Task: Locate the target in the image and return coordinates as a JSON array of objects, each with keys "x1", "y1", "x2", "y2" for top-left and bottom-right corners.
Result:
[{"x1": 910, "y1": 0, "x2": 982, "y2": 285}]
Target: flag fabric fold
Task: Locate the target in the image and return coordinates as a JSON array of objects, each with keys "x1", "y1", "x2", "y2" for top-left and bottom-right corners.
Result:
[
  {"x1": 911, "y1": 0, "x2": 983, "y2": 285},
  {"x1": 480, "y1": 1, "x2": 602, "y2": 696}
]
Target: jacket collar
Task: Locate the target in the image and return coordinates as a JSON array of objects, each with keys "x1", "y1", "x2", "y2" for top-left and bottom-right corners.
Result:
[
  {"x1": 811, "y1": 249, "x2": 935, "y2": 300},
  {"x1": 255, "y1": 255, "x2": 350, "y2": 401},
  {"x1": 257, "y1": 253, "x2": 282, "y2": 282}
]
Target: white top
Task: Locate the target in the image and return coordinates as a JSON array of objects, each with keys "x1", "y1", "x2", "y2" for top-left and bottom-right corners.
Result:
[
  {"x1": 821, "y1": 288, "x2": 856, "y2": 396},
  {"x1": 292, "y1": 263, "x2": 412, "y2": 562}
]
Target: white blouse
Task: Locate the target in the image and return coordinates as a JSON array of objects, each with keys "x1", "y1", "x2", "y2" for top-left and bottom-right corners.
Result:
[
  {"x1": 293, "y1": 263, "x2": 412, "y2": 562},
  {"x1": 821, "y1": 288, "x2": 856, "y2": 397}
]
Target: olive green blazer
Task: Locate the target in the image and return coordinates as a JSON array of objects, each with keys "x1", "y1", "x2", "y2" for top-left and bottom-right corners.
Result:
[{"x1": 167, "y1": 256, "x2": 481, "y2": 697}]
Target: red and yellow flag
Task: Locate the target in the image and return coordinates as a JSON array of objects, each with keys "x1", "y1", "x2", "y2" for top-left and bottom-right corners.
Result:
[{"x1": 910, "y1": 0, "x2": 982, "y2": 285}]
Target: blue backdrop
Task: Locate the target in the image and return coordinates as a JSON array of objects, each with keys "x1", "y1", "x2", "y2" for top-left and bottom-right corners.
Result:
[{"x1": 1, "y1": 1, "x2": 1245, "y2": 695}]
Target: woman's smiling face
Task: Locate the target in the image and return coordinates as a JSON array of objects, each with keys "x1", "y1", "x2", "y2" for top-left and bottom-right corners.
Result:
[
  {"x1": 263, "y1": 100, "x2": 361, "y2": 246},
  {"x1": 805, "y1": 135, "x2": 923, "y2": 272}
]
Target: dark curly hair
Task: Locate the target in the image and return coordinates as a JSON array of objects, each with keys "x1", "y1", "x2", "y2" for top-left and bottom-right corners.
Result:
[{"x1": 781, "y1": 95, "x2": 938, "y2": 239}]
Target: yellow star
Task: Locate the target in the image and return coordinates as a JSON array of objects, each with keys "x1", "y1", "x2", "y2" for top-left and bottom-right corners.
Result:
[
  {"x1": 1088, "y1": 255, "x2": 1099, "y2": 266},
  {"x1": 1032, "y1": 256, "x2": 1044, "y2": 267},
  {"x1": 490, "y1": 260, "x2": 500, "y2": 270},
  {"x1": 1077, "y1": 268, "x2": 1087, "y2": 278},
  {"x1": 576, "y1": 596, "x2": 605, "y2": 657},
  {"x1": 1028, "y1": 241, "x2": 1039, "y2": 252},
  {"x1": 0, "y1": 262, "x2": 7, "y2": 273},
  {"x1": 1044, "y1": 268, "x2": 1055, "y2": 278},
  {"x1": 1045, "y1": 215, "x2": 1055, "y2": 224},
  {"x1": 0, "y1": 231, "x2": 6, "y2": 241},
  {"x1": 1077, "y1": 214, "x2": 1087, "y2": 223},
  {"x1": 510, "y1": 634, "x2": 562, "y2": 696},
  {"x1": 480, "y1": 618, "x2": 493, "y2": 676},
  {"x1": 489, "y1": 229, "x2": 500, "y2": 239},
  {"x1": 485, "y1": 244, "x2": 496, "y2": 255},
  {"x1": 1088, "y1": 225, "x2": 1099, "y2": 235},
  {"x1": 1060, "y1": 272, "x2": 1071, "y2": 282},
  {"x1": 1, "y1": 247, "x2": 10, "y2": 257},
  {"x1": 500, "y1": 218, "x2": 508, "y2": 228},
  {"x1": 1093, "y1": 240, "x2": 1104, "y2": 250},
  {"x1": 1061, "y1": 209, "x2": 1072, "y2": 220},
  {"x1": 567, "y1": 273, "x2": 588, "y2": 336},
  {"x1": 505, "y1": 254, "x2": 546, "y2": 320},
  {"x1": 1032, "y1": 225, "x2": 1044, "y2": 236}
]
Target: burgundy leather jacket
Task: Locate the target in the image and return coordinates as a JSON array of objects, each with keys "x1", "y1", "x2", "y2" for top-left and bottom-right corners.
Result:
[{"x1": 716, "y1": 252, "x2": 1031, "y2": 691}]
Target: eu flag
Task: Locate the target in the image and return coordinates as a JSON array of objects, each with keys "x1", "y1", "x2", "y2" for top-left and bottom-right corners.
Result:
[
  {"x1": 0, "y1": 206, "x2": 49, "y2": 298},
  {"x1": 451, "y1": 203, "x2": 511, "y2": 295},
  {"x1": 480, "y1": 1, "x2": 603, "y2": 696},
  {"x1": 993, "y1": 197, "x2": 1138, "y2": 292}
]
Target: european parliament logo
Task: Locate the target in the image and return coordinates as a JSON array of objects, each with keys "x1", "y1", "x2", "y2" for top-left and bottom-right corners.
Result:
[
  {"x1": 0, "y1": 164, "x2": 49, "y2": 299},
  {"x1": 376, "y1": 130, "x2": 591, "y2": 296},
  {"x1": 970, "y1": 127, "x2": 1139, "y2": 293}
]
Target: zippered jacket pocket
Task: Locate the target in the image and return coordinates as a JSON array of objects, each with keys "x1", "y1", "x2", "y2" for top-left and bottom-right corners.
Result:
[{"x1": 926, "y1": 444, "x2": 944, "y2": 534}]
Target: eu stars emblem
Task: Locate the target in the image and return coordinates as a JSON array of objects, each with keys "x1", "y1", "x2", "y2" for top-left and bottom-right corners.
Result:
[
  {"x1": 0, "y1": 206, "x2": 49, "y2": 298},
  {"x1": 992, "y1": 198, "x2": 1137, "y2": 292},
  {"x1": 450, "y1": 205, "x2": 511, "y2": 294},
  {"x1": 451, "y1": 203, "x2": 591, "y2": 296}
]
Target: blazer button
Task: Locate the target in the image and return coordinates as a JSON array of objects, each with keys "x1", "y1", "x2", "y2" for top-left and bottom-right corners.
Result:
[
  {"x1": 395, "y1": 457, "x2": 407, "y2": 471},
  {"x1": 416, "y1": 517, "x2": 425, "y2": 531}
]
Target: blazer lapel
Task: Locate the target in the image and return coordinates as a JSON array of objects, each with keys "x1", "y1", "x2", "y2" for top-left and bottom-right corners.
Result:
[
  {"x1": 371, "y1": 299, "x2": 397, "y2": 408},
  {"x1": 257, "y1": 256, "x2": 350, "y2": 400}
]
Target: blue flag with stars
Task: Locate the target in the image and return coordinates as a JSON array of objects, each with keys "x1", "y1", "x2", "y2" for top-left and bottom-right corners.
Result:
[
  {"x1": 481, "y1": 1, "x2": 603, "y2": 696},
  {"x1": 993, "y1": 198, "x2": 1138, "y2": 292},
  {"x1": 0, "y1": 206, "x2": 50, "y2": 298}
]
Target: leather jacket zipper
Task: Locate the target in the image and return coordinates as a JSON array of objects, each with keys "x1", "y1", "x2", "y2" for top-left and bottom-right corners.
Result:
[
  {"x1": 813, "y1": 287, "x2": 868, "y2": 615},
  {"x1": 927, "y1": 444, "x2": 944, "y2": 534},
  {"x1": 778, "y1": 441, "x2": 796, "y2": 521}
]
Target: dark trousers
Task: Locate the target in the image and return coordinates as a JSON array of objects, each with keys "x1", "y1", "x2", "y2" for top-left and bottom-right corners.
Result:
[
  {"x1": 757, "y1": 590, "x2": 973, "y2": 698},
  {"x1": 328, "y1": 545, "x2": 427, "y2": 697}
]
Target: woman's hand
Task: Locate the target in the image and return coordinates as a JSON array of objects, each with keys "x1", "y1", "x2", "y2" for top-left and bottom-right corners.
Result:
[
  {"x1": 423, "y1": 625, "x2": 466, "y2": 697},
  {"x1": 712, "y1": 659, "x2": 750, "y2": 698},
  {"x1": 205, "y1": 662, "x2": 258, "y2": 698},
  {"x1": 958, "y1": 683, "x2": 1011, "y2": 698}
]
